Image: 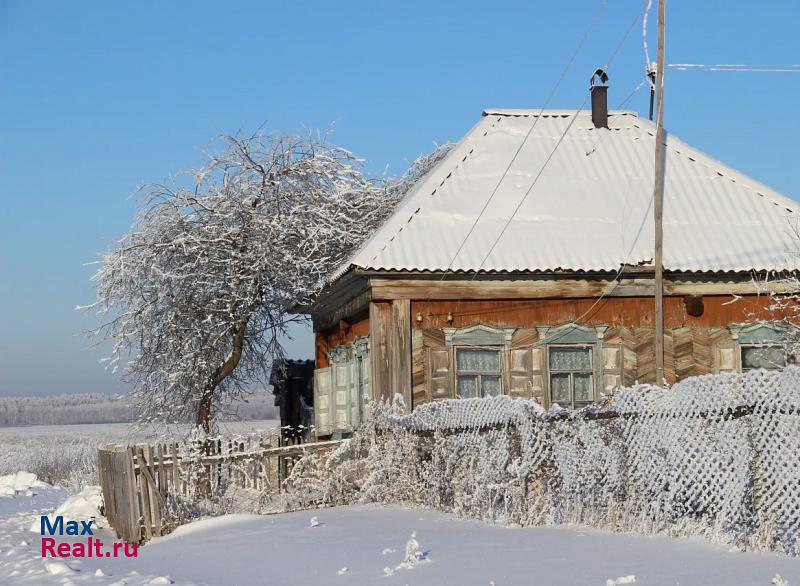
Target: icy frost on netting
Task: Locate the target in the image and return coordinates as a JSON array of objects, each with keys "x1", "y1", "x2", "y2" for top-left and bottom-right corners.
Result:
[{"x1": 288, "y1": 367, "x2": 800, "y2": 555}]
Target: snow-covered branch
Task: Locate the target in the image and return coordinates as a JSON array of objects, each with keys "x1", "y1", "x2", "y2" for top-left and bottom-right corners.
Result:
[{"x1": 83, "y1": 129, "x2": 452, "y2": 430}]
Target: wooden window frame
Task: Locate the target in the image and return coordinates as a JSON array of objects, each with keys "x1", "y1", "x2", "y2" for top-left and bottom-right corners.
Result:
[
  {"x1": 547, "y1": 344, "x2": 595, "y2": 409},
  {"x1": 454, "y1": 346, "x2": 504, "y2": 399}
]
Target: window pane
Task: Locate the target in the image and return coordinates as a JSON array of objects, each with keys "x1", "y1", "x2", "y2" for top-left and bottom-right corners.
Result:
[
  {"x1": 742, "y1": 346, "x2": 786, "y2": 370},
  {"x1": 549, "y1": 347, "x2": 592, "y2": 371},
  {"x1": 457, "y1": 349, "x2": 501, "y2": 372},
  {"x1": 574, "y1": 373, "x2": 593, "y2": 403},
  {"x1": 551, "y1": 373, "x2": 571, "y2": 405},
  {"x1": 457, "y1": 375, "x2": 478, "y2": 399},
  {"x1": 481, "y1": 375, "x2": 502, "y2": 397}
]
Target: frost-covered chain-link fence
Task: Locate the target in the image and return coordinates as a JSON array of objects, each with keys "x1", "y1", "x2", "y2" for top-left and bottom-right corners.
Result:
[{"x1": 287, "y1": 368, "x2": 800, "y2": 555}]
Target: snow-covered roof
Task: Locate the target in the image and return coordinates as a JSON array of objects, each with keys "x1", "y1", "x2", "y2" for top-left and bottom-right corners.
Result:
[{"x1": 338, "y1": 108, "x2": 800, "y2": 278}]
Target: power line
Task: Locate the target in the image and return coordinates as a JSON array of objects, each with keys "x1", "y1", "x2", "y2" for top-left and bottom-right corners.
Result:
[
  {"x1": 470, "y1": 2, "x2": 645, "y2": 278},
  {"x1": 431, "y1": 75, "x2": 659, "y2": 353},
  {"x1": 471, "y1": 93, "x2": 590, "y2": 275},
  {"x1": 668, "y1": 63, "x2": 800, "y2": 73},
  {"x1": 433, "y1": 0, "x2": 610, "y2": 283},
  {"x1": 419, "y1": 0, "x2": 653, "y2": 355}
]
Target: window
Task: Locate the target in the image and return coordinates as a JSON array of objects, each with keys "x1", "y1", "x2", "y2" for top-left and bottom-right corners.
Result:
[
  {"x1": 741, "y1": 345, "x2": 787, "y2": 372},
  {"x1": 549, "y1": 346, "x2": 594, "y2": 408},
  {"x1": 455, "y1": 348, "x2": 503, "y2": 398}
]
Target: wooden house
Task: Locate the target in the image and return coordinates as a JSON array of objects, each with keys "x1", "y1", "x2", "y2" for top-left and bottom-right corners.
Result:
[{"x1": 303, "y1": 93, "x2": 800, "y2": 436}]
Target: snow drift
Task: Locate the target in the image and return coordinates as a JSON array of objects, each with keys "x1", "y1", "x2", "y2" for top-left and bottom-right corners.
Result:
[
  {"x1": 287, "y1": 367, "x2": 800, "y2": 556},
  {"x1": 0, "y1": 472, "x2": 48, "y2": 497}
]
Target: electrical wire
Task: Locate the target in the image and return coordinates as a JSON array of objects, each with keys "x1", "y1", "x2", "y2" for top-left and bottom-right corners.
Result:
[
  {"x1": 420, "y1": 0, "x2": 656, "y2": 356},
  {"x1": 424, "y1": 74, "x2": 659, "y2": 351},
  {"x1": 469, "y1": 3, "x2": 645, "y2": 278},
  {"x1": 668, "y1": 63, "x2": 800, "y2": 73},
  {"x1": 433, "y1": 0, "x2": 610, "y2": 284}
]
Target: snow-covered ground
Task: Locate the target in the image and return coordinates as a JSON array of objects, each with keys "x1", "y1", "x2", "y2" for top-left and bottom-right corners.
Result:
[{"x1": 1, "y1": 483, "x2": 799, "y2": 585}]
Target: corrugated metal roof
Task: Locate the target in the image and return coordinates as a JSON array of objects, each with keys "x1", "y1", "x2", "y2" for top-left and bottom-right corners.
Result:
[{"x1": 340, "y1": 109, "x2": 800, "y2": 277}]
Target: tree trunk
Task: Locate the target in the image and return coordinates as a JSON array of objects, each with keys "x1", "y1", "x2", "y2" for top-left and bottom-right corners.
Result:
[
  {"x1": 195, "y1": 319, "x2": 249, "y2": 433},
  {"x1": 196, "y1": 388, "x2": 215, "y2": 434}
]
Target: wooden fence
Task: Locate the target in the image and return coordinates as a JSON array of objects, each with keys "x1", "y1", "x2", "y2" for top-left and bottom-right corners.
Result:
[{"x1": 98, "y1": 438, "x2": 343, "y2": 543}]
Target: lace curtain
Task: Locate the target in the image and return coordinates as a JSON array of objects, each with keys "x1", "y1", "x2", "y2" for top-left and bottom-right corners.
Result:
[
  {"x1": 549, "y1": 347, "x2": 592, "y2": 371},
  {"x1": 456, "y1": 349, "x2": 501, "y2": 372}
]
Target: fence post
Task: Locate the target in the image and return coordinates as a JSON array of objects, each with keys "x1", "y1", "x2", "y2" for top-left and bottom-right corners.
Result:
[{"x1": 170, "y1": 443, "x2": 181, "y2": 495}]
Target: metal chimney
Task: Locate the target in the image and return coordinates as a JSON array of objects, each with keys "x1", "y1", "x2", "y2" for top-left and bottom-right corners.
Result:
[{"x1": 590, "y1": 68, "x2": 609, "y2": 129}]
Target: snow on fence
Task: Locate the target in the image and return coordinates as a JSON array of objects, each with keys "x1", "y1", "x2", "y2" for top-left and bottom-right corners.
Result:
[
  {"x1": 289, "y1": 368, "x2": 800, "y2": 555},
  {"x1": 98, "y1": 435, "x2": 343, "y2": 542}
]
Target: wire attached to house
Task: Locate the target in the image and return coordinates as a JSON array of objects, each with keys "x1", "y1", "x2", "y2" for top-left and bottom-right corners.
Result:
[
  {"x1": 642, "y1": 0, "x2": 654, "y2": 74},
  {"x1": 419, "y1": 0, "x2": 611, "y2": 323},
  {"x1": 469, "y1": 3, "x2": 645, "y2": 278},
  {"x1": 668, "y1": 63, "x2": 800, "y2": 73},
  {"x1": 421, "y1": 0, "x2": 656, "y2": 359},
  {"x1": 426, "y1": 75, "x2": 661, "y2": 352},
  {"x1": 432, "y1": 0, "x2": 610, "y2": 284},
  {"x1": 434, "y1": 61, "x2": 658, "y2": 354}
]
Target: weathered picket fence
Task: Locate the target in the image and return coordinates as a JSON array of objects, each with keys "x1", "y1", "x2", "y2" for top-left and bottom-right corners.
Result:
[{"x1": 98, "y1": 437, "x2": 342, "y2": 543}]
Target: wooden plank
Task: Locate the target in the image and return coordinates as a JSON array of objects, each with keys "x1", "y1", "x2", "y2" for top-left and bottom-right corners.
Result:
[
  {"x1": 511, "y1": 328, "x2": 539, "y2": 348},
  {"x1": 146, "y1": 445, "x2": 161, "y2": 536},
  {"x1": 136, "y1": 446, "x2": 152, "y2": 541},
  {"x1": 411, "y1": 329, "x2": 425, "y2": 409},
  {"x1": 123, "y1": 446, "x2": 140, "y2": 543},
  {"x1": 391, "y1": 299, "x2": 412, "y2": 412},
  {"x1": 97, "y1": 449, "x2": 114, "y2": 533},
  {"x1": 170, "y1": 443, "x2": 181, "y2": 496},
  {"x1": 369, "y1": 301, "x2": 392, "y2": 402},
  {"x1": 369, "y1": 278, "x2": 795, "y2": 301},
  {"x1": 156, "y1": 444, "x2": 166, "y2": 497}
]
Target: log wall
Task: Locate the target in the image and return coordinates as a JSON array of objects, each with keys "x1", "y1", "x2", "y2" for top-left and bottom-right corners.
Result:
[
  {"x1": 315, "y1": 293, "x2": 793, "y2": 408},
  {"x1": 409, "y1": 295, "x2": 783, "y2": 330}
]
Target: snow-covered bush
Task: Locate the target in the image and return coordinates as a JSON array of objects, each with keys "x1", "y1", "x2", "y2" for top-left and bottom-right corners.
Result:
[{"x1": 286, "y1": 368, "x2": 800, "y2": 556}]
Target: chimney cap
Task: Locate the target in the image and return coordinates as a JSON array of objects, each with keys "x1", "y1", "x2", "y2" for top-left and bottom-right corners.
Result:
[
  {"x1": 590, "y1": 69, "x2": 609, "y2": 129},
  {"x1": 590, "y1": 68, "x2": 609, "y2": 87}
]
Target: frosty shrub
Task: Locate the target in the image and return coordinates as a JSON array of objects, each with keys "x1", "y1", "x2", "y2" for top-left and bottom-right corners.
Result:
[{"x1": 286, "y1": 368, "x2": 800, "y2": 555}]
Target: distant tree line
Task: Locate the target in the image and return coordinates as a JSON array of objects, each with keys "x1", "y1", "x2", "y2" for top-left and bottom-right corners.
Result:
[{"x1": 0, "y1": 393, "x2": 278, "y2": 427}]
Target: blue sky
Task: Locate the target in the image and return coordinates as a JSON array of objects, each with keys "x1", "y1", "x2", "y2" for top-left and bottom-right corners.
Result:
[{"x1": 1, "y1": 0, "x2": 798, "y2": 396}]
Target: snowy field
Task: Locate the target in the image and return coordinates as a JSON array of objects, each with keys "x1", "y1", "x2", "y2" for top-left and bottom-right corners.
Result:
[
  {"x1": 0, "y1": 420, "x2": 280, "y2": 441},
  {"x1": 1, "y1": 486, "x2": 799, "y2": 586},
  {"x1": 0, "y1": 420, "x2": 278, "y2": 490}
]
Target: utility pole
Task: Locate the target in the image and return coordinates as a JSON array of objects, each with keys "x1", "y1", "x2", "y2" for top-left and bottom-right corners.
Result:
[{"x1": 653, "y1": 0, "x2": 667, "y2": 384}]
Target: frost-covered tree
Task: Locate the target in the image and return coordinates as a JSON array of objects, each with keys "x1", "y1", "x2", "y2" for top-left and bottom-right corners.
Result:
[{"x1": 83, "y1": 129, "x2": 451, "y2": 431}]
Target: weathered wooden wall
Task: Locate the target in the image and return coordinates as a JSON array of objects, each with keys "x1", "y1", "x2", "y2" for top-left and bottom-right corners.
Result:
[
  {"x1": 315, "y1": 317, "x2": 369, "y2": 368},
  {"x1": 410, "y1": 324, "x2": 739, "y2": 407},
  {"x1": 316, "y1": 293, "x2": 792, "y2": 409},
  {"x1": 390, "y1": 299, "x2": 412, "y2": 410},
  {"x1": 369, "y1": 302, "x2": 392, "y2": 402},
  {"x1": 604, "y1": 325, "x2": 736, "y2": 386},
  {"x1": 409, "y1": 295, "x2": 783, "y2": 330}
]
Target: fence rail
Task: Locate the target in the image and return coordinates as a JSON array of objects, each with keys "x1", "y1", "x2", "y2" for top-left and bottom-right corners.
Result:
[{"x1": 98, "y1": 437, "x2": 343, "y2": 543}]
